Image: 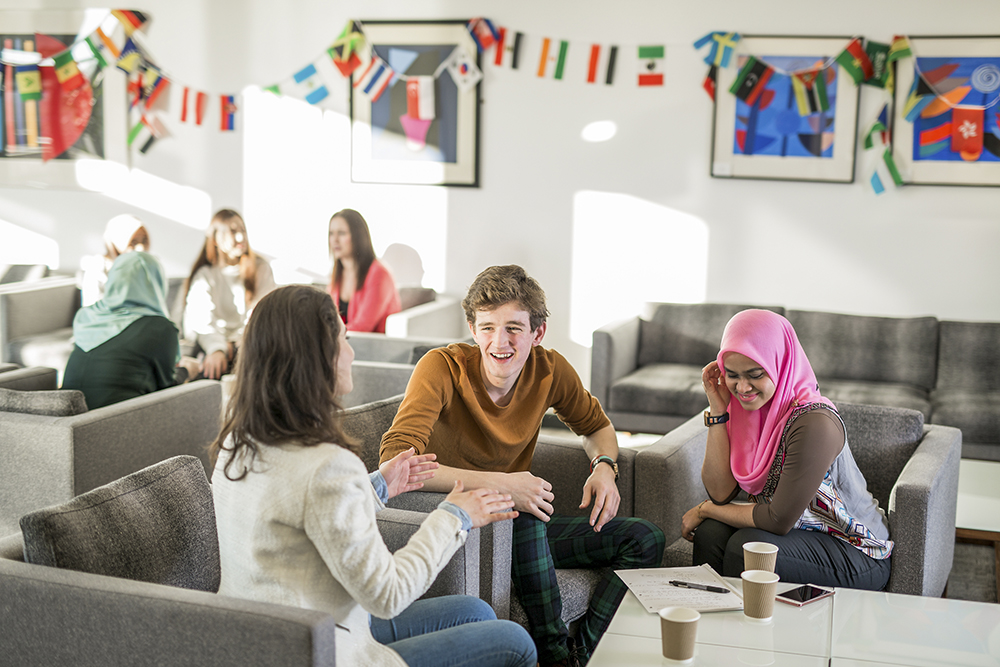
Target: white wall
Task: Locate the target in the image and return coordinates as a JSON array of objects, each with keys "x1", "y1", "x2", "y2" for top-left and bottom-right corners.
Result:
[{"x1": 2, "y1": 0, "x2": 999, "y2": 381}]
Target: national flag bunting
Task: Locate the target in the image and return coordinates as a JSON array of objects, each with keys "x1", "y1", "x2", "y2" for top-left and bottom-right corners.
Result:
[
  {"x1": 637, "y1": 45, "x2": 665, "y2": 86},
  {"x1": 53, "y1": 50, "x2": 86, "y2": 91},
  {"x1": 116, "y1": 39, "x2": 143, "y2": 74},
  {"x1": 94, "y1": 26, "x2": 121, "y2": 60},
  {"x1": 870, "y1": 171, "x2": 886, "y2": 195},
  {"x1": 443, "y1": 47, "x2": 482, "y2": 92},
  {"x1": 863, "y1": 105, "x2": 890, "y2": 149},
  {"x1": 353, "y1": 57, "x2": 392, "y2": 102},
  {"x1": 112, "y1": 10, "x2": 149, "y2": 36},
  {"x1": 882, "y1": 147, "x2": 903, "y2": 185},
  {"x1": 865, "y1": 41, "x2": 890, "y2": 88},
  {"x1": 835, "y1": 38, "x2": 874, "y2": 85},
  {"x1": 537, "y1": 38, "x2": 569, "y2": 80},
  {"x1": 467, "y1": 18, "x2": 499, "y2": 52},
  {"x1": 693, "y1": 32, "x2": 740, "y2": 68},
  {"x1": 84, "y1": 33, "x2": 109, "y2": 69},
  {"x1": 703, "y1": 65, "x2": 717, "y2": 100},
  {"x1": 128, "y1": 113, "x2": 164, "y2": 153},
  {"x1": 887, "y1": 36, "x2": 913, "y2": 63},
  {"x1": 730, "y1": 56, "x2": 773, "y2": 105},
  {"x1": 493, "y1": 27, "x2": 523, "y2": 69},
  {"x1": 791, "y1": 69, "x2": 829, "y2": 116},
  {"x1": 328, "y1": 20, "x2": 364, "y2": 77},
  {"x1": 142, "y1": 67, "x2": 169, "y2": 109},
  {"x1": 952, "y1": 107, "x2": 984, "y2": 158},
  {"x1": 406, "y1": 76, "x2": 435, "y2": 120},
  {"x1": 294, "y1": 62, "x2": 331, "y2": 105},
  {"x1": 263, "y1": 84, "x2": 280, "y2": 95},
  {"x1": 587, "y1": 44, "x2": 617, "y2": 85},
  {"x1": 14, "y1": 65, "x2": 42, "y2": 101},
  {"x1": 220, "y1": 95, "x2": 237, "y2": 131},
  {"x1": 181, "y1": 87, "x2": 208, "y2": 125}
]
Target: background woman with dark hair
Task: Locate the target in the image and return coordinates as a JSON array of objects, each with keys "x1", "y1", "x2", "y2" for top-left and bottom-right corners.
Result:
[
  {"x1": 210, "y1": 285, "x2": 536, "y2": 667},
  {"x1": 328, "y1": 208, "x2": 401, "y2": 333},
  {"x1": 182, "y1": 208, "x2": 275, "y2": 379}
]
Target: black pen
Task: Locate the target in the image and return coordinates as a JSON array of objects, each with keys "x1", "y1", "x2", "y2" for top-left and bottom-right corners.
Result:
[{"x1": 669, "y1": 580, "x2": 730, "y2": 594}]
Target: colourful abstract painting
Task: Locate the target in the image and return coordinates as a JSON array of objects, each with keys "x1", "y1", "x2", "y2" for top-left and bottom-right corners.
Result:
[
  {"x1": 910, "y1": 56, "x2": 1000, "y2": 163},
  {"x1": 732, "y1": 55, "x2": 839, "y2": 159}
]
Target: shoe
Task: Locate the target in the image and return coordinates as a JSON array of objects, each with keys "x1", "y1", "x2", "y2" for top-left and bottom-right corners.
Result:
[{"x1": 541, "y1": 637, "x2": 583, "y2": 667}]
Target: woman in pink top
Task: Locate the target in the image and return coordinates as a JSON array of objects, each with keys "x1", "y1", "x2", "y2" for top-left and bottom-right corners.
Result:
[{"x1": 328, "y1": 209, "x2": 401, "y2": 333}]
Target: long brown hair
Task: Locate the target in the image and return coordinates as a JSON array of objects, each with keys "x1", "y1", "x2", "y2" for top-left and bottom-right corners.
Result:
[
  {"x1": 329, "y1": 208, "x2": 376, "y2": 293},
  {"x1": 209, "y1": 284, "x2": 356, "y2": 481},
  {"x1": 183, "y1": 209, "x2": 260, "y2": 307}
]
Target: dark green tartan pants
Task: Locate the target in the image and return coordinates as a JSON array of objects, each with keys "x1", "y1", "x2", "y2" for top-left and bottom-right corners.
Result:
[{"x1": 511, "y1": 513, "x2": 665, "y2": 664}]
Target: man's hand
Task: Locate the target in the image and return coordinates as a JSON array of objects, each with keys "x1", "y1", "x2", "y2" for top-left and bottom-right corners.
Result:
[
  {"x1": 202, "y1": 350, "x2": 228, "y2": 379},
  {"x1": 505, "y1": 471, "x2": 555, "y2": 522},
  {"x1": 379, "y1": 448, "x2": 438, "y2": 500},
  {"x1": 580, "y1": 463, "x2": 620, "y2": 532}
]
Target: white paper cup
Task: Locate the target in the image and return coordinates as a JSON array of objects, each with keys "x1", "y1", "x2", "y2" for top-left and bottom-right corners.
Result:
[
  {"x1": 659, "y1": 606, "x2": 700, "y2": 662},
  {"x1": 743, "y1": 541, "x2": 779, "y2": 573},
  {"x1": 741, "y1": 570, "x2": 780, "y2": 622}
]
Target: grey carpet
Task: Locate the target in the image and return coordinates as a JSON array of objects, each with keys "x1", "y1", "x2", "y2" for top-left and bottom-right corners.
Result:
[{"x1": 945, "y1": 542, "x2": 997, "y2": 604}]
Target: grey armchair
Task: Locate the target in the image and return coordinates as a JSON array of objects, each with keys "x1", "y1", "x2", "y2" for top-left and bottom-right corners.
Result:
[
  {"x1": 0, "y1": 379, "x2": 223, "y2": 536},
  {"x1": 340, "y1": 394, "x2": 642, "y2": 629},
  {"x1": 634, "y1": 402, "x2": 962, "y2": 596},
  {"x1": 0, "y1": 364, "x2": 58, "y2": 391}
]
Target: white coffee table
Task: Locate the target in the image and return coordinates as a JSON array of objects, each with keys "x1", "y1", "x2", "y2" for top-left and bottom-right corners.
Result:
[
  {"x1": 590, "y1": 578, "x2": 1000, "y2": 666},
  {"x1": 955, "y1": 459, "x2": 1000, "y2": 602}
]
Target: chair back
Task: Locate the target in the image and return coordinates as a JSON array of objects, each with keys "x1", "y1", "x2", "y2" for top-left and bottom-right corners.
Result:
[
  {"x1": 19, "y1": 455, "x2": 221, "y2": 592},
  {"x1": 340, "y1": 394, "x2": 405, "y2": 472},
  {"x1": 835, "y1": 402, "x2": 925, "y2": 510}
]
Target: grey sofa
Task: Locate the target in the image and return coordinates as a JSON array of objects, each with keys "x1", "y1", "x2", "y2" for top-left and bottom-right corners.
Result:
[
  {"x1": 0, "y1": 454, "x2": 482, "y2": 666},
  {"x1": 634, "y1": 402, "x2": 962, "y2": 597},
  {"x1": 340, "y1": 394, "x2": 641, "y2": 628},
  {"x1": 0, "y1": 378, "x2": 223, "y2": 536},
  {"x1": 0, "y1": 363, "x2": 58, "y2": 391},
  {"x1": 0, "y1": 274, "x2": 79, "y2": 373},
  {"x1": 593, "y1": 302, "x2": 996, "y2": 460}
]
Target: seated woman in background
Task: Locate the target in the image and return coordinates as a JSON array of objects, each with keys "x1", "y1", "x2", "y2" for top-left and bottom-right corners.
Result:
[
  {"x1": 78, "y1": 213, "x2": 150, "y2": 307},
  {"x1": 63, "y1": 251, "x2": 191, "y2": 410},
  {"x1": 182, "y1": 209, "x2": 275, "y2": 379},
  {"x1": 211, "y1": 285, "x2": 536, "y2": 667},
  {"x1": 328, "y1": 208, "x2": 400, "y2": 333},
  {"x1": 681, "y1": 309, "x2": 892, "y2": 590}
]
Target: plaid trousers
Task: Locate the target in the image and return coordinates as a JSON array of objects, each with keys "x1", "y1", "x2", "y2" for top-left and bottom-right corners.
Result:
[{"x1": 511, "y1": 513, "x2": 665, "y2": 664}]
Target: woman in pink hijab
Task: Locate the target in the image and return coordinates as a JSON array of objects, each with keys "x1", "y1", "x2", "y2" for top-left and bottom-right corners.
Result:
[{"x1": 680, "y1": 309, "x2": 892, "y2": 590}]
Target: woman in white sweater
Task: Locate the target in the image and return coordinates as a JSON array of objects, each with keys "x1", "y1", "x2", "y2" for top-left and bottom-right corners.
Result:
[{"x1": 210, "y1": 285, "x2": 537, "y2": 667}]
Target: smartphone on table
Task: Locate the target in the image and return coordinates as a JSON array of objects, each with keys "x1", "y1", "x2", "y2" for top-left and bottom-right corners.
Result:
[{"x1": 775, "y1": 584, "x2": 834, "y2": 606}]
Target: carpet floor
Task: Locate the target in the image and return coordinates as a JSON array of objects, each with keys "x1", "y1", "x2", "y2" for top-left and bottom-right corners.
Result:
[{"x1": 945, "y1": 542, "x2": 997, "y2": 603}]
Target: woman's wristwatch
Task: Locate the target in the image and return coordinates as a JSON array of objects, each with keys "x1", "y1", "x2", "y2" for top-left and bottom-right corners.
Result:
[
  {"x1": 590, "y1": 455, "x2": 619, "y2": 481},
  {"x1": 704, "y1": 410, "x2": 730, "y2": 426}
]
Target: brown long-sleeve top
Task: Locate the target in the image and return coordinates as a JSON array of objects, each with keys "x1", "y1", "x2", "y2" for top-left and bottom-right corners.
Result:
[{"x1": 378, "y1": 343, "x2": 610, "y2": 471}]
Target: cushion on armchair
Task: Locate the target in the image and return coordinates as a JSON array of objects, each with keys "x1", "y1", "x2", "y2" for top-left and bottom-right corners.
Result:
[
  {"x1": 20, "y1": 455, "x2": 221, "y2": 592},
  {"x1": 0, "y1": 387, "x2": 87, "y2": 416}
]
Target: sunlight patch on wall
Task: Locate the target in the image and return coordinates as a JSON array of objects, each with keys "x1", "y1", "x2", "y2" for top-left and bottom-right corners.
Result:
[
  {"x1": 75, "y1": 160, "x2": 212, "y2": 230},
  {"x1": 581, "y1": 120, "x2": 617, "y2": 143},
  {"x1": 0, "y1": 218, "x2": 59, "y2": 269},
  {"x1": 242, "y1": 86, "x2": 448, "y2": 292},
  {"x1": 570, "y1": 191, "x2": 709, "y2": 348}
]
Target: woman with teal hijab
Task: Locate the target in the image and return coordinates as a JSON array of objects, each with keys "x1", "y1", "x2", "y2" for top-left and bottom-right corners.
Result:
[{"x1": 63, "y1": 251, "x2": 183, "y2": 409}]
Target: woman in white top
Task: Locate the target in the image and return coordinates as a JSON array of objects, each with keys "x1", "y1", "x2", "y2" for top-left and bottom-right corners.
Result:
[
  {"x1": 182, "y1": 209, "x2": 275, "y2": 379},
  {"x1": 210, "y1": 284, "x2": 537, "y2": 667}
]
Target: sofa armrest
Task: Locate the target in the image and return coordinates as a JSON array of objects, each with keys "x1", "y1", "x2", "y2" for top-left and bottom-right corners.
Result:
[
  {"x1": 887, "y1": 423, "x2": 962, "y2": 596},
  {"x1": 634, "y1": 413, "x2": 710, "y2": 550},
  {"x1": 0, "y1": 366, "x2": 59, "y2": 391},
  {"x1": 385, "y1": 294, "x2": 467, "y2": 339},
  {"x1": 591, "y1": 316, "x2": 641, "y2": 409},
  {"x1": 0, "y1": 558, "x2": 337, "y2": 667},
  {"x1": 0, "y1": 532, "x2": 24, "y2": 560},
  {"x1": 0, "y1": 276, "x2": 79, "y2": 362},
  {"x1": 377, "y1": 506, "x2": 481, "y2": 600},
  {"x1": 533, "y1": 435, "x2": 638, "y2": 518}
]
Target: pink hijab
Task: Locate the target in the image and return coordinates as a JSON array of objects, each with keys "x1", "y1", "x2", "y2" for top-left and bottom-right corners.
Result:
[{"x1": 718, "y1": 309, "x2": 833, "y2": 496}]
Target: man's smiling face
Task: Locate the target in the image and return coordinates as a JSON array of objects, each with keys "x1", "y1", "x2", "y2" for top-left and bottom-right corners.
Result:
[{"x1": 470, "y1": 301, "x2": 546, "y2": 399}]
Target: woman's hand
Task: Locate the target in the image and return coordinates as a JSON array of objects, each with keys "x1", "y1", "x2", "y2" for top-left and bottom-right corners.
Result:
[
  {"x1": 203, "y1": 350, "x2": 229, "y2": 380},
  {"x1": 379, "y1": 448, "x2": 438, "y2": 500},
  {"x1": 445, "y1": 480, "x2": 518, "y2": 529},
  {"x1": 681, "y1": 500, "x2": 708, "y2": 542},
  {"x1": 701, "y1": 361, "x2": 731, "y2": 414}
]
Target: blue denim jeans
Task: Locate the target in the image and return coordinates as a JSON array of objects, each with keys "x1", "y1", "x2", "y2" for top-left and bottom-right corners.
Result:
[{"x1": 370, "y1": 595, "x2": 537, "y2": 667}]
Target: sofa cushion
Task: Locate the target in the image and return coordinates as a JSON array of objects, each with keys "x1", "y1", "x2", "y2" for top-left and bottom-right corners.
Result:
[
  {"x1": 818, "y1": 378, "x2": 931, "y2": 420},
  {"x1": 20, "y1": 455, "x2": 221, "y2": 592},
  {"x1": 509, "y1": 567, "x2": 603, "y2": 627},
  {"x1": 937, "y1": 321, "x2": 1000, "y2": 391},
  {"x1": 609, "y1": 363, "x2": 707, "y2": 418},
  {"x1": 0, "y1": 387, "x2": 87, "y2": 416},
  {"x1": 787, "y1": 310, "x2": 939, "y2": 391},
  {"x1": 931, "y1": 390, "x2": 1000, "y2": 445},
  {"x1": 638, "y1": 303, "x2": 785, "y2": 367}
]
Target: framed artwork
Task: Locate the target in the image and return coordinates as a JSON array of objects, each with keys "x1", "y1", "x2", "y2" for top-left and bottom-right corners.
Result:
[
  {"x1": 0, "y1": 10, "x2": 128, "y2": 189},
  {"x1": 350, "y1": 20, "x2": 481, "y2": 187},
  {"x1": 891, "y1": 35, "x2": 1000, "y2": 187},
  {"x1": 711, "y1": 36, "x2": 860, "y2": 183}
]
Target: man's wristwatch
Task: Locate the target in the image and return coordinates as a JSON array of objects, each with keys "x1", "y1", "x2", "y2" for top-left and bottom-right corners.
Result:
[
  {"x1": 590, "y1": 455, "x2": 619, "y2": 481},
  {"x1": 704, "y1": 410, "x2": 730, "y2": 426}
]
